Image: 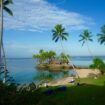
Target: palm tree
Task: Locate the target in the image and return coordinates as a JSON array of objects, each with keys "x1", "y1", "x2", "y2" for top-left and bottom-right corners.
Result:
[
  {"x1": 0, "y1": 0, "x2": 13, "y2": 83},
  {"x1": 52, "y1": 24, "x2": 68, "y2": 51},
  {"x1": 59, "y1": 52, "x2": 70, "y2": 64},
  {"x1": 79, "y1": 30, "x2": 93, "y2": 57},
  {"x1": 52, "y1": 24, "x2": 80, "y2": 78},
  {"x1": 52, "y1": 24, "x2": 69, "y2": 63},
  {"x1": 97, "y1": 25, "x2": 105, "y2": 45},
  {"x1": 48, "y1": 51, "x2": 56, "y2": 63}
]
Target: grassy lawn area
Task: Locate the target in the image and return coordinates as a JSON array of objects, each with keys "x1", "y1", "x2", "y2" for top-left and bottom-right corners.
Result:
[
  {"x1": 35, "y1": 75, "x2": 105, "y2": 105},
  {"x1": 0, "y1": 75, "x2": 105, "y2": 105},
  {"x1": 38, "y1": 85, "x2": 105, "y2": 105},
  {"x1": 76, "y1": 75, "x2": 105, "y2": 86}
]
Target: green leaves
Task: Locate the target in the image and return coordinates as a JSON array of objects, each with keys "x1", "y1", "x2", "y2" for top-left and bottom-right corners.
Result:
[
  {"x1": 33, "y1": 50, "x2": 56, "y2": 64},
  {"x1": 3, "y1": 0, "x2": 13, "y2": 16},
  {"x1": 3, "y1": 0, "x2": 13, "y2": 5},
  {"x1": 79, "y1": 30, "x2": 93, "y2": 46},
  {"x1": 52, "y1": 24, "x2": 69, "y2": 43},
  {"x1": 33, "y1": 50, "x2": 70, "y2": 64},
  {"x1": 3, "y1": 6, "x2": 13, "y2": 16},
  {"x1": 58, "y1": 52, "x2": 70, "y2": 64},
  {"x1": 97, "y1": 25, "x2": 105, "y2": 45},
  {"x1": 89, "y1": 58, "x2": 105, "y2": 74}
]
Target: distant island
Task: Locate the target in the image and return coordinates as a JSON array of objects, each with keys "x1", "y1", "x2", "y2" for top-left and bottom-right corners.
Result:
[{"x1": 33, "y1": 49, "x2": 73, "y2": 71}]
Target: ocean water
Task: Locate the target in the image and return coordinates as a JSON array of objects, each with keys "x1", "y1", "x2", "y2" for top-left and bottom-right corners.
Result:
[{"x1": 6, "y1": 56, "x2": 105, "y2": 84}]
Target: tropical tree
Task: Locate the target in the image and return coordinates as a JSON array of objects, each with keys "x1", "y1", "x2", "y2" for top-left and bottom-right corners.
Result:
[
  {"x1": 52, "y1": 24, "x2": 70, "y2": 62},
  {"x1": 33, "y1": 54, "x2": 41, "y2": 64},
  {"x1": 97, "y1": 25, "x2": 105, "y2": 45},
  {"x1": 48, "y1": 50, "x2": 56, "y2": 63},
  {"x1": 79, "y1": 30, "x2": 93, "y2": 57},
  {"x1": 52, "y1": 24, "x2": 79, "y2": 78},
  {"x1": 89, "y1": 58, "x2": 105, "y2": 74},
  {"x1": 0, "y1": 0, "x2": 13, "y2": 83},
  {"x1": 33, "y1": 50, "x2": 56, "y2": 64},
  {"x1": 52, "y1": 24, "x2": 69, "y2": 50},
  {"x1": 59, "y1": 52, "x2": 70, "y2": 64}
]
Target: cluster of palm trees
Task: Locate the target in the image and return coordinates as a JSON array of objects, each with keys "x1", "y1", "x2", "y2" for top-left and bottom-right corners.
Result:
[
  {"x1": 33, "y1": 50, "x2": 56, "y2": 64},
  {"x1": 33, "y1": 49, "x2": 70, "y2": 65},
  {"x1": 0, "y1": 0, "x2": 13, "y2": 83},
  {"x1": 0, "y1": 0, "x2": 105, "y2": 83},
  {"x1": 51, "y1": 24, "x2": 105, "y2": 77},
  {"x1": 79, "y1": 25, "x2": 105, "y2": 56},
  {"x1": 52, "y1": 24, "x2": 105, "y2": 57}
]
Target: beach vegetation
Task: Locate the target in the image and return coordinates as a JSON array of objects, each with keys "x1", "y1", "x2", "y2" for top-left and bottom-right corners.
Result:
[
  {"x1": 33, "y1": 50, "x2": 70, "y2": 65},
  {"x1": 89, "y1": 58, "x2": 105, "y2": 74},
  {"x1": 97, "y1": 25, "x2": 105, "y2": 45},
  {"x1": 33, "y1": 50, "x2": 71, "y2": 70}
]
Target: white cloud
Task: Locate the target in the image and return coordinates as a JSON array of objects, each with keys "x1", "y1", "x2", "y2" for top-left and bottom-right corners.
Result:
[{"x1": 4, "y1": 0, "x2": 94, "y2": 32}]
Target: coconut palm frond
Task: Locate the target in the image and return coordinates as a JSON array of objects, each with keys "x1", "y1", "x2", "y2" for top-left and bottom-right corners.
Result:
[
  {"x1": 89, "y1": 39, "x2": 93, "y2": 42},
  {"x1": 3, "y1": 6, "x2": 13, "y2": 16},
  {"x1": 97, "y1": 25, "x2": 105, "y2": 45},
  {"x1": 55, "y1": 37, "x2": 59, "y2": 42},
  {"x1": 79, "y1": 30, "x2": 93, "y2": 46},
  {"x1": 52, "y1": 24, "x2": 69, "y2": 43}
]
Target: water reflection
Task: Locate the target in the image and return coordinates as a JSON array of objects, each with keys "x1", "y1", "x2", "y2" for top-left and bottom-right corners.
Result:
[{"x1": 33, "y1": 69, "x2": 76, "y2": 83}]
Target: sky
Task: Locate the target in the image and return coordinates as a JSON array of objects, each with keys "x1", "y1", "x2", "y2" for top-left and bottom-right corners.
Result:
[{"x1": 3, "y1": 0, "x2": 105, "y2": 58}]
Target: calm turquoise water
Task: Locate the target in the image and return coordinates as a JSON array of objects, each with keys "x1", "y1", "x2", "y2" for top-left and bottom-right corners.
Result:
[{"x1": 6, "y1": 56, "x2": 105, "y2": 83}]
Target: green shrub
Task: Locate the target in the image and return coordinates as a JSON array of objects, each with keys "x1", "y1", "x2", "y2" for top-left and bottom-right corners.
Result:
[{"x1": 89, "y1": 58, "x2": 105, "y2": 74}]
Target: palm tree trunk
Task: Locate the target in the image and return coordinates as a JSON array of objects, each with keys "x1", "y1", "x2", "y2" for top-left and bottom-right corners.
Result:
[
  {"x1": 0, "y1": 0, "x2": 7, "y2": 83},
  {"x1": 0, "y1": 0, "x2": 3, "y2": 69},
  {"x1": 2, "y1": 41, "x2": 7, "y2": 83},
  {"x1": 86, "y1": 41, "x2": 94, "y2": 59},
  {"x1": 60, "y1": 39, "x2": 80, "y2": 78},
  {"x1": 60, "y1": 38, "x2": 64, "y2": 52}
]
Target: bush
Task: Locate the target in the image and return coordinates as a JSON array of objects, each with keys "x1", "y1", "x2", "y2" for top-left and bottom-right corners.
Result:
[
  {"x1": 0, "y1": 82, "x2": 39, "y2": 105},
  {"x1": 89, "y1": 58, "x2": 105, "y2": 74}
]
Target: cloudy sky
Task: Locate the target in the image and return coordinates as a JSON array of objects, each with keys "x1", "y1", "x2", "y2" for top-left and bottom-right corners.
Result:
[{"x1": 4, "y1": 0, "x2": 105, "y2": 58}]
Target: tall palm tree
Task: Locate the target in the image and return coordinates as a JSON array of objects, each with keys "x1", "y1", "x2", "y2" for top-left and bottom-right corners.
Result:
[
  {"x1": 52, "y1": 24, "x2": 69, "y2": 63},
  {"x1": 52, "y1": 24, "x2": 80, "y2": 78},
  {"x1": 0, "y1": 0, "x2": 13, "y2": 83},
  {"x1": 52, "y1": 24, "x2": 68, "y2": 51},
  {"x1": 79, "y1": 30, "x2": 93, "y2": 57},
  {"x1": 97, "y1": 25, "x2": 105, "y2": 45}
]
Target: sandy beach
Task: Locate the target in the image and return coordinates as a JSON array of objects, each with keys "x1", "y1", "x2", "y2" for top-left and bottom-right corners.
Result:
[{"x1": 48, "y1": 69, "x2": 101, "y2": 86}]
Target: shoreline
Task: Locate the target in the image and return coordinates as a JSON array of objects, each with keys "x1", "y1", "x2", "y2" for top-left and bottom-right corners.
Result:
[
  {"x1": 36, "y1": 63, "x2": 90, "y2": 71},
  {"x1": 47, "y1": 69, "x2": 101, "y2": 86}
]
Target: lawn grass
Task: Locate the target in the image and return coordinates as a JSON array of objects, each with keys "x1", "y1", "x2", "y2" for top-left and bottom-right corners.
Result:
[
  {"x1": 76, "y1": 74, "x2": 105, "y2": 86},
  {"x1": 0, "y1": 75, "x2": 105, "y2": 105},
  {"x1": 39, "y1": 85, "x2": 105, "y2": 105},
  {"x1": 35, "y1": 75, "x2": 105, "y2": 105}
]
